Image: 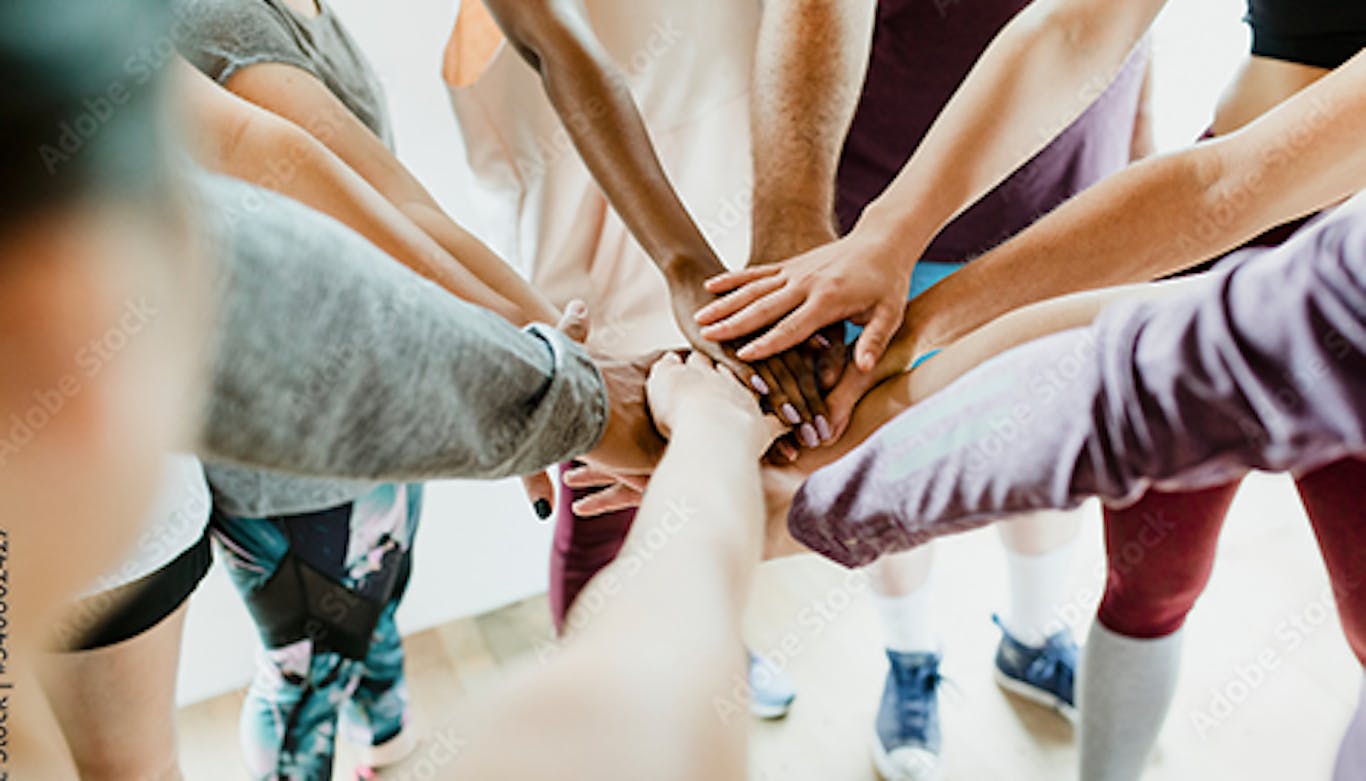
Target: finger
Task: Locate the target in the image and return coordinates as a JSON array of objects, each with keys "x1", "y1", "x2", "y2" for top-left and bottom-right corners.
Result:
[
  {"x1": 572, "y1": 485, "x2": 644, "y2": 517},
  {"x1": 685, "y1": 351, "x2": 715, "y2": 372},
  {"x1": 556, "y1": 299, "x2": 590, "y2": 343},
  {"x1": 734, "y1": 300, "x2": 831, "y2": 362},
  {"x1": 703, "y1": 265, "x2": 782, "y2": 294},
  {"x1": 853, "y1": 303, "x2": 903, "y2": 373},
  {"x1": 822, "y1": 368, "x2": 875, "y2": 444},
  {"x1": 782, "y1": 350, "x2": 829, "y2": 444},
  {"x1": 764, "y1": 357, "x2": 803, "y2": 436},
  {"x1": 812, "y1": 326, "x2": 849, "y2": 391},
  {"x1": 708, "y1": 346, "x2": 770, "y2": 397},
  {"x1": 751, "y1": 359, "x2": 786, "y2": 415},
  {"x1": 521, "y1": 472, "x2": 555, "y2": 520},
  {"x1": 562, "y1": 465, "x2": 622, "y2": 490},
  {"x1": 693, "y1": 275, "x2": 786, "y2": 325},
  {"x1": 699, "y1": 285, "x2": 805, "y2": 343}
]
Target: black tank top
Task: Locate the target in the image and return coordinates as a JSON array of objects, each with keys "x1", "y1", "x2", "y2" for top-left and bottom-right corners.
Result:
[{"x1": 1246, "y1": 0, "x2": 1366, "y2": 69}]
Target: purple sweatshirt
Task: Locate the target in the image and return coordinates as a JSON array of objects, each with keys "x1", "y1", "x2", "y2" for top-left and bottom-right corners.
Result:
[{"x1": 789, "y1": 195, "x2": 1366, "y2": 569}]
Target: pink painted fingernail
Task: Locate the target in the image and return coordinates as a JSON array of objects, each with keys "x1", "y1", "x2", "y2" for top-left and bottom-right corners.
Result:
[
  {"x1": 815, "y1": 416, "x2": 832, "y2": 442},
  {"x1": 799, "y1": 423, "x2": 819, "y2": 448},
  {"x1": 813, "y1": 334, "x2": 832, "y2": 349},
  {"x1": 781, "y1": 403, "x2": 801, "y2": 425},
  {"x1": 750, "y1": 375, "x2": 770, "y2": 395}
]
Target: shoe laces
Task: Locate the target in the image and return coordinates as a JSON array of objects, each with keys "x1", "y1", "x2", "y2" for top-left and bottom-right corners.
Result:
[{"x1": 1025, "y1": 632, "x2": 1078, "y2": 690}]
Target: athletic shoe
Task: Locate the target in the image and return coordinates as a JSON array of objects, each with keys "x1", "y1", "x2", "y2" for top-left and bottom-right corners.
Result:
[
  {"x1": 748, "y1": 649, "x2": 797, "y2": 719},
  {"x1": 991, "y1": 613, "x2": 1078, "y2": 723},
  {"x1": 871, "y1": 649, "x2": 944, "y2": 781}
]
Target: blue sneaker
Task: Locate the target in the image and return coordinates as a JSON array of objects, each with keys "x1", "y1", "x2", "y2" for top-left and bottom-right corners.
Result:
[
  {"x1": 871, "y1": 650, "x2": 944, "y2": 781},
  {"x1": 991, "y1": 614, "x2": 1078, "y2": 723},
  {"x1": 748, "y1": 649, "x2": 796, "y2": 719}
]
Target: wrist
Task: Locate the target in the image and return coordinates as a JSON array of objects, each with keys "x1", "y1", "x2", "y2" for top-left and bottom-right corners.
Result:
[
  {"x1": 669, "y1": 401, "x2": 768, "y2": 454},
  {"x1": 661, "y1": 251, "x2": 726, "y2": 286}
]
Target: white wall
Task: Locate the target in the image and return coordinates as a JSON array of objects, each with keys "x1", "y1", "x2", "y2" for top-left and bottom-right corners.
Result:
[{"x1": 176, "y1": 0, "x2": 1251, "y2": 705}]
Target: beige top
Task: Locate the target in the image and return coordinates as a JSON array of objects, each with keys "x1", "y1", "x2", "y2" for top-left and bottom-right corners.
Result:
[{"x1": 444, "y1": 0, "x2": 761, "y2": 355}]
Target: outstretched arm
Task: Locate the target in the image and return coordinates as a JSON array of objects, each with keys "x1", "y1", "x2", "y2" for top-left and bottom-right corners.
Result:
[
  {"x1": 892, "y1": 48, "x2": 1366, "y2": 362},
  {"x1": 177, "y1": 59, "x2": 529, "y2": 323},
  {"x1": 195, "y1": 173, "x2": 610, "y2": 481},
  {"x1": 449, "y1": 353, "x2": 775, "y2": 781},
  {"x1": 747, "y1": 0, "x2": 873, "y2": 264},
  {"x1": 206, "y1": 59, "x2": 561, "y2": 325},
  {"x1": 782, "y1": 197, "x2": 1366, "y2": 567},
  {"x1": 482, "y1": 0, "x2": 827, "y2": 430},
  {"x1": 699, "y1": 0, "x2": 1165, "y2": 371}
]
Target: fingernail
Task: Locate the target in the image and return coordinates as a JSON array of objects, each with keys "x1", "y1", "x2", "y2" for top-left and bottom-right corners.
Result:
[
  {"x1": 533, "y1": 499, "x2": 552, "y2": 520},
  {"x1": 799, "y1": 423, "x2": 819, "y2": 448},
  {"x1": 813, "y1": 334, "x2": 831, "y2": 349},
  {"x1": 781, "y1": 403, "x2": 801, "y2": 425},
  {"x1": 815, "y1": 415, "x2": 832, "y2": 442},
  {"x1": 750, "y1": 375, "x2": 770, "y2": 395},
  {"x1": 566, "y1": 300, "x2": 587, "y2": 318},
  {"x1": 779, "y1": 442, "x2": 798, "y2": 461}
]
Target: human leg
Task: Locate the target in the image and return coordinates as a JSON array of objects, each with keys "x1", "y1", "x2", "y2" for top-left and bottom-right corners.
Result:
[{"x1": 1080, "y1": 483, "x2": 1238, "y2": 781}]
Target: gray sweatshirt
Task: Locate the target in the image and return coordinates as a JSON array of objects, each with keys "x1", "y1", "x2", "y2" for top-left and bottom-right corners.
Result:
[
  {"x1": 789, "y1": 193, "x2": 1366, "y2": 568},
  {"x1": 193, "y1": 172, "x2": 607, "y2": 515}
]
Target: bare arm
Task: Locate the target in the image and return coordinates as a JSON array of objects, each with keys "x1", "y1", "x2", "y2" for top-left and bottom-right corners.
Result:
[
  {"x1": 698, "y1": 0, "x2": 1164, "y2": 370},
  {"x1": 451, "y1": 354, "x2": 772, "y2": 781},
  {"x1": 748, "y1": 0, "x2": 874, "y2": 263},
  {"x1": 484, "y1": 0, "x2": 827, "y2": 431},
  {"x1": 897, "y1": 48, "x2": 1366, "y2": 358},
  {"x1": 177, "y1": 60, "x2": 529, "y2": 322},
  {"x1": 218, "y1": 61, "x2": 560, "y2": 324}
]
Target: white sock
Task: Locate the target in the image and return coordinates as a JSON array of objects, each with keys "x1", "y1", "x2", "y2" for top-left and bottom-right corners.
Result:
[
  {"x1": 1079, "y1": 623, "x2": 1183, "y2": 781},
  {"x1": 1003, "y1": 540, "x2": 1077, "y2": 647},
  {"x1": 871, "y1": 584, "x2": 938, "y2": 654}
]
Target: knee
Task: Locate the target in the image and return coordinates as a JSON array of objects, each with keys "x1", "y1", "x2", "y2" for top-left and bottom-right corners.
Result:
[{"x1": 1098, "y1": 566, "x2": 1209, "y2": 639}]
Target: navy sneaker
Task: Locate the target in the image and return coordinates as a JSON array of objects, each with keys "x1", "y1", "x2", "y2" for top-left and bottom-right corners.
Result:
[
  {"x1": 871, "y1": 650, "x2": 944, "y2": 781},
  {"x1": 748, "y1": 649, "x2": 796, "y2": 719},
  {"x1": 991, "y1": 614, "x2": 1078, "y2": 723}
]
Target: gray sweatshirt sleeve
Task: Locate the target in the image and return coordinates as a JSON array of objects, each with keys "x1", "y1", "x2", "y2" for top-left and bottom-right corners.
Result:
[
  {"x1": 789, "y1": 199, "x2": 1366, "y2": 568},
  {"x1": 193, "y1": 172, "x2": 608, "y2": 481}
]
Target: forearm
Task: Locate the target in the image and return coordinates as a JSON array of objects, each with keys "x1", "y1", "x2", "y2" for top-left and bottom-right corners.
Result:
[
  {"x1": 564, "y1": 417, "x2": 761, "y2": 774},
  {"x1": 790, "y1": 201, "x2": 1366, "y2": 567},
  {"x1": 181, "y1": 67, "x2": 526, "y2": 321},
  {"x1": 896, "y1": 50, "x2": 1366, "y2": 356},
  {"x1": 749, "y1": 0, "x2": 874, "y2": 260},
  {"x1": 856, "y1": 0, "x2": 1161, "y2": 255},
  {"x1": 403, "y1": 202, "x2": 561, "y2": 324},
  {"x1": 487, "y1": 0, "x2": 724, "y2": 279},
  {"x1": 194, "y1": 172, "x2": 608, "y2": 480}
]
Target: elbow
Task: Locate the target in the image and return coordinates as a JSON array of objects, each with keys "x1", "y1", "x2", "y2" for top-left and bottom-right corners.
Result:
[{"x1": 486, "y1": 0, "x2": 584, "y2": 79}]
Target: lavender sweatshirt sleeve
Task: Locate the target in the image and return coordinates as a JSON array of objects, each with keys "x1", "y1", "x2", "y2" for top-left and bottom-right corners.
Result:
[{"x1": 790, "y1": 199, "x2": 1366, "y2": 568}]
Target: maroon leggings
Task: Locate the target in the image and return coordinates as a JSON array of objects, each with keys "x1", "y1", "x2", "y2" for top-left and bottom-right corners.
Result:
[{"x1": 1099, "y1": 458, "x2": 1366, "y2": 667}]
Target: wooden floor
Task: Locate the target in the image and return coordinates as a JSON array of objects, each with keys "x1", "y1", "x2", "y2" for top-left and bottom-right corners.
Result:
[{"x1": 177, "y1": 474, "x2": 1360, "y2": 780}]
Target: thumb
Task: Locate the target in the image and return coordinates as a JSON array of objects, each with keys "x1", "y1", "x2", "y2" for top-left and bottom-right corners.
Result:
[
  {"x1": 521, "y1": 472, "x2": 556, "y2": 520},
  {"x1": 822, "y1": 369, "x2": 870, "y2": 444},
  {"x1": 557, "y1": 299, "x2": 590, "y2": 343},
  {"x1": 853, "y1": 304, "x2": 901, "y2": 373}
]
